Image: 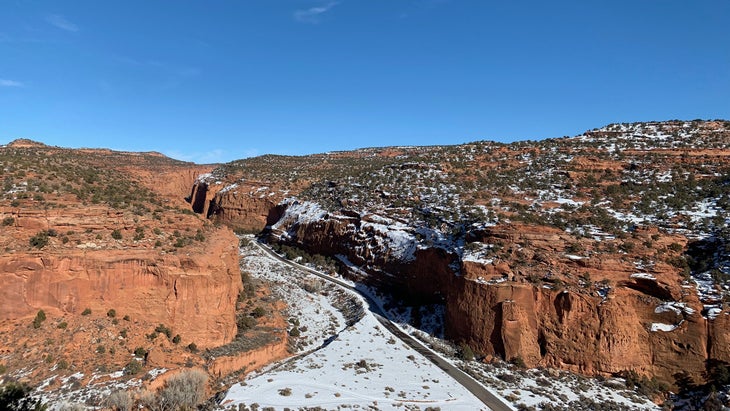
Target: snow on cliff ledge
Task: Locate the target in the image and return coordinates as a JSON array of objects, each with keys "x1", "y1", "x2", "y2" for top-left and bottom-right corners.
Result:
[
  {"x1": 271, "y1": 198, "x2": 418, "y2": 262},
  {"x1": 272, "y1": 199, "x2": 328, "y2": 232}
]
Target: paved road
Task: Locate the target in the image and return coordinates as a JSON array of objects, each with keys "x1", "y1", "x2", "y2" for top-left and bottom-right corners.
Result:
[{"x1": 251, "y1": 239, "x2": 515, "y2": 411}]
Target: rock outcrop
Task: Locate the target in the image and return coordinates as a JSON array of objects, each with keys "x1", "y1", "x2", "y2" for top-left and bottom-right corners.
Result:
[
  {"x1": 208, "y1": 332, "x2": 289, "y2": 378},
  {"x1": 0, "y1": 142, "x2": 250, "y2": 390},
  {"x1": 198, "y1": 192, "x2": 730, "y2": 385},
  {"x1": 447, "y1": 271, "x2": 713, "y2": 383},
  {"x1": 0, "y1": 224, "x2": 241, "y2": 348},
  {"x1": 189, "y1": 179, "x2": 284, "y2": 233},
  {"x1": 190, "y1": 120, "x2": 730, "y2": 387},
  {"x1": 131, "y1": 165, "x2": 213, "y2": 208}
]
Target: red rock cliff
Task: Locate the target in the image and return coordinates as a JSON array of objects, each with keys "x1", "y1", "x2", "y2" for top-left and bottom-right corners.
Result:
[
  {"x1": 189, "y1": 179, "x2": 284, "y2": 233},
  {"x1": 260, "y1": 205, "x2": 730, "y2": 385},
  {"x1": 0, "y1": 226, "x2": 241, "y2": 348}
]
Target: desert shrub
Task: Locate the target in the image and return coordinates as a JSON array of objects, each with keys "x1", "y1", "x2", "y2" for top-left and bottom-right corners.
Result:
[
  {"x1": 566, "y1": 242, "x2": 584, "y2": 253},
  {"x1": 57, "y1": 403, "x2": 83, "y2": 411},
  {"x1": 667, "y1": 255, "x2": 691, "y2": 279},
  {"x1": 289, "y1": 327, "x2": 301, "y2": 337},
  {"x1": 157, "y1": 369, "x2": 208, "y2": 409},
  {"x1": 251, "y1": 306, "x2": 266, "y2": 318},
  {"x1": 619, "y1": 241, "x2": 635, "y2": 253},
  {"x1": 705, "y1": 359, "x2": 730, "y2": 389},
  {"x1": 29, "y1": 231, "x2": 49, "y2": 249},
  {"x1": 133, "y1": 347, "x2": 147, "y2": 358},
  {"x1": 668, "y1": 242, "x2": 683, "y2": 252},
  {"x1": 107, "y1": 309, "x2": 116, "y2": 318},
  {"x1": 172, "y1": 334, "x2": 181, "y2": 344},
  {"x1": 240, "y1": 270, "x2": 257, "y2": 299},
  {"x1": 187, "y1": 342, "x2": 198, "y2": 353},
  {"x1": 510, "y1": 356, "x2": 527, "y2": 368},
  {"x1": 155, "y1": 324, "x2": 172, "y2": 339},
  {"x1": 239, "y1": 315, "x2": 257, "y2": 330},
  {"x1": 32, "y1": 310, "x2": 46, "y2": 329},
  {"x1": 81, "y1": 308, "x2": 91, "y2": 316},
  {"x1": 2, "y1": 217, "x2": 14, "y2": 226},
  {"x1": 278, "y1": 387, "x2": 292, "y2": 396},
  {"x1": 105, "y1": 390, "x2": 132, "y2": 411},
  {"x1": 497, "y1": 373, "x2": 518, "y2": 383},
  {"x1": 618, "y1": 369, "x2": 668, "y2": 396},
  {"x1": 0, "y1": 364, "x2": 6, "y2": 374},
  {"x1": 123, "y1": 359, "x2": 143, "y2": 375},
  {"x1": 458, "y1": 342, "x2": 475, "y2": 361},
  {"x1": 0, "y1": 381, "x2": 47, "y2": 411},
  {"x1": 57, "y1": 359, "x2": 69, "y2": 370},
  {"x1": 111, "y1": 229, "x2": 122, "y2": 240}
]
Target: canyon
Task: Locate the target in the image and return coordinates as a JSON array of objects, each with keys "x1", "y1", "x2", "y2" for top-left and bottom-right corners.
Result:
[
  {"x1": 2, "y1": 120, "x2": 730, "y2": 408},
  {"x1": 189, "y1": 120, "x2": 730, "y2": 388}
]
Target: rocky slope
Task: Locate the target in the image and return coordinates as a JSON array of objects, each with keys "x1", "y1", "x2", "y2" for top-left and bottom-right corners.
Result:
[
  {"x1": 193, "y1": 120, "x2": 730, "y2": 387},
  {"x1": 0, "y1": 140, "x2": 250, "y2": 392}
]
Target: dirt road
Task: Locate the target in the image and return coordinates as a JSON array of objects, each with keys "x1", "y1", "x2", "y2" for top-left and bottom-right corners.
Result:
[{"x1": 252, "y1": 239, "x2": 515, "y2": 411}]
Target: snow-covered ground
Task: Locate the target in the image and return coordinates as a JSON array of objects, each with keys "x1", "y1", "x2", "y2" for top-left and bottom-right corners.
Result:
[
  {"x1": 226, "y1": 239, "x2": 663, "y2": 411},
  {"x1": 223, "y1": 313, "x2": 486, "y2": 410},
  {"x1": 239, "y1": 239, "x2": 352, "y2": 351},
  {"x1": 451, "y1": 358, "x2": 659, "y2": 410},
  {"x1": 224, "y1": 240, "x2": 489, "y2": 410},
  {"x1": 32, "y1": 368, "x2": 155, "y2": 410}
]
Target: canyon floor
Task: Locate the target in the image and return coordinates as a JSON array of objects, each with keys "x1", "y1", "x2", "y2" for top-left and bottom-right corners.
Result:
[{"x1": 221, "y1": 237, "x2": 660, "y2": 411}]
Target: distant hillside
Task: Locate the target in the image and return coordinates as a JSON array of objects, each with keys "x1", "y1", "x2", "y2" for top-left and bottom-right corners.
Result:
[
  {"x1": 0, "y1": 141, "x2": 254, "y2": 403},
  {"x1": 193, "y1": 119, "x2": 730, "y2": 390}
]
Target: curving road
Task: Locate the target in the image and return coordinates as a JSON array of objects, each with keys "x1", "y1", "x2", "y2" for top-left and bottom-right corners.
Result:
[{"x1": 251, "y1": 239, "x2": 515, "y2": 411}]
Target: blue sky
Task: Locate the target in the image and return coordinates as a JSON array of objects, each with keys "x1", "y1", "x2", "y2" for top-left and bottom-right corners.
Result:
[{"x1": 1, "y1": 1, "x2": 728, "y2": 163}]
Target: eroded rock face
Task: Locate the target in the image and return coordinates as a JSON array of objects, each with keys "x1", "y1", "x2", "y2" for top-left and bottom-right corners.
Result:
[
  {"x1": 189, "y1": 179, "x2": 283, "y2": 233},
  {"x1": 446, "y1": 274, "x2": 715, "y2": 382},
  {"x1": 189, "y1": 120, "x2": 730, "y2": 386},
  {"x1": 0, "y1": 143, "x2": 244, "y2": 350},
  {"x1": 262, "y1": 206, "x2": 729, "y2": 385},
  {"x1": 0, "y1": 226, "x2": 241, "y2": 348},
  {"x1": 445, "y1": 223, "x2": 725, "y2": 384},
  {"x1": 131, "y1": 166, "x2": 213, "y2": 208}
]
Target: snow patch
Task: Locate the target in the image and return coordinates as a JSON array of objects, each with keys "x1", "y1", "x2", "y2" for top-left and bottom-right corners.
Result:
[{"x1": 650, "y1": 323, "x2": 678, "y2": 332}]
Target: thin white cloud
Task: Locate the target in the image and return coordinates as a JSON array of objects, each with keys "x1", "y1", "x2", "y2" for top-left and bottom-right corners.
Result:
[
  {"x1": 45, "y1": 14, "x2": 79, "y2": 32},
  {"x1": 294, "y1": 2, "x2": 339, "y2": 24},
  {"x1": 0, "y1": 79, "x2": 24, "y2": 87}
]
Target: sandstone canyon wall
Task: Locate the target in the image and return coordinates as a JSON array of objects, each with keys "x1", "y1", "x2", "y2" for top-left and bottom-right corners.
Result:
[
  {"x1": 195, "y1": 191, "x2": 730, "y2": 386},
  {"x1": 189, "y1": 179, "x2": 284, "y2": 233},
  {"x1": 0, "y1": 222, "x2": 241, "y2": 348},
  {"x1": 187, "y1": 120, "x2": 730, "y2": 386}
]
